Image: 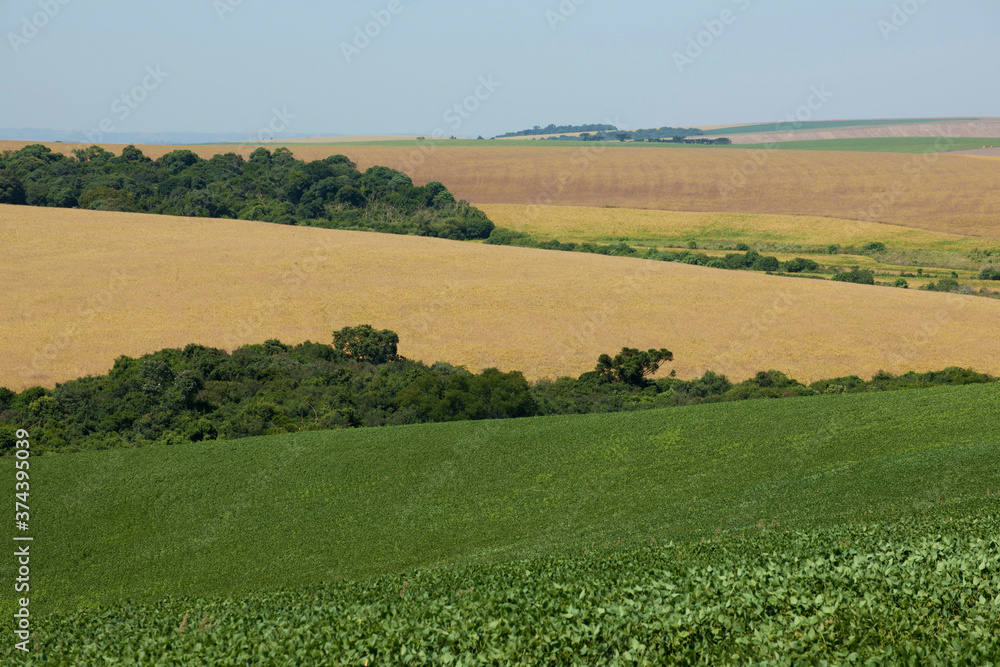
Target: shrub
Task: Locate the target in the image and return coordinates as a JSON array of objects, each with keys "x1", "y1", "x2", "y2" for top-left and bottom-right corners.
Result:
[
  {"x1": 925, "y1": 278, "x2": 960, "y2": 292},
  {"x1": 483, "y1": 227, "x2": 532, "y2": 246},
  {"x1": 751, "y1": 256, "x2": 780, "y2": 272},
  {"x1": 832, "y1": 268, "x2": 875, "y2": 285},
  {"x1": 782, "y1": 258, "x2": 819, "y2": 273},
  {"x1": 860, "y1": 242, "x2": 887, "y2": 255}
]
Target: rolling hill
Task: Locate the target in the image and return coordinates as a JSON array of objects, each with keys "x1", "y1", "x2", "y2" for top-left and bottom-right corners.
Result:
[
  {"x1": 3, "y1": 382, "x2": 998, "y2": 663},
  {"x1": 4, "y1": 141, "x2": 1000, "y2": 237},
  {"x1": 7, "y1": 381, "x2": 999, "y2": 612},
  {"x1": 4, "y1": 204, "x2": 1000, "y2": 392}
]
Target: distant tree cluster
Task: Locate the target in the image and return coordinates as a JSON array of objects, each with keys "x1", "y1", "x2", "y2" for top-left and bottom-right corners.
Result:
[
  {"x1": 547, "y1": 127, "x2": 714, "y2": 142},
  {"x1": 1, "y1": 326, "x2": 995, "y2": 455},
  {"x1": 0, "y1": 144, "x2": 494, "y2": 241},
  {"x1": 493, "y1": 123, "x2": 618, "y2": 138}
]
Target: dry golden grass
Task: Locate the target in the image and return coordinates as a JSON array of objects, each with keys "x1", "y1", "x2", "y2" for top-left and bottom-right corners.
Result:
[
  {"x1": 477, "y1": 204, "x2": 997, "y2": 252},
  {"x1": 5, "y1": 141, "x2": 1000, "y2": 238},
  {"x1": 729, "y1": 120, "x2": 1000, "y2": 145},
  {"x1": 260, "y1": 135, "x2": 421, "y2": 144},
  {"x1": 3, "y1": 204, "x2": 1000, "y2": 391}
]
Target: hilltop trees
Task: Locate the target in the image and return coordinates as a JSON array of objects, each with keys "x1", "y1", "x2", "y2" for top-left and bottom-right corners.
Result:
[
  {"x1": 0, "y1": 144, "x2": 494, "y2": 241},
  {"x1": 0, "y1": 169, "x2": 25, "y2": 204},
  {"x1": 333, "y1": 325, "x2": 399, "y2": 364},
  {"x1": 593, "y1": 348, "x2": 674, "y2": 386}
]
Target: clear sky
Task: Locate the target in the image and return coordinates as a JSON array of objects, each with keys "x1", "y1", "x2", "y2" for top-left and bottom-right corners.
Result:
[{"x1": 1, "y1": 0, "x2": 997, "y2": 138}]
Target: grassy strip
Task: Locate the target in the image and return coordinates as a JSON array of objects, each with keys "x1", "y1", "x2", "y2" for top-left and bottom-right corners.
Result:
[
  {"x1": 699, "y1": 118, "x2": 981, "y2": 136},
  {"x1": 765, "y1": 137, "x2": 1000, "y2": 153}
]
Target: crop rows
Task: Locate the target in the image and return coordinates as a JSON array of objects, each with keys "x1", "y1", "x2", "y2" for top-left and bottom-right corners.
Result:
[{"x1": 9, "y1": 514, "x2": 998, "y2": 665}]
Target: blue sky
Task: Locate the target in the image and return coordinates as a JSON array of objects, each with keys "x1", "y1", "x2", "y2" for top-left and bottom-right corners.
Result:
[{"x1": 1, "y1": 0, "x2": 997, "y2": 138}]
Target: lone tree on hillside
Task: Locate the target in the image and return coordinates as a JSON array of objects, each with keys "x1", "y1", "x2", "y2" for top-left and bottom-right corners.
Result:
[
  {"x1": 594, "y1": 347, "x2": 674, "y2": 386},
  {"x1": 333, "y1": 325, "x2": 399, "y2": 364}
]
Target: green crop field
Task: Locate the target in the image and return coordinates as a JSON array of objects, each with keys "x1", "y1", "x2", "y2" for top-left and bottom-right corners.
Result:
[
  {"x1": 699, "y1": 118, "x2": 981, "y2": 136},
  {"x1": 4, "y1": 383, "x2": 999, "y2": 663},
  {"x1": 765, "y1": 137, "x2": 1000, "y2": 153}
]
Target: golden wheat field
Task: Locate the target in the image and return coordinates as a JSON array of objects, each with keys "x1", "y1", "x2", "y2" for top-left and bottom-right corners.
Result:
[
  {"x1": 477, "y1": 204, "x2": 998, "y2": 252},
  {"x1": 4, "y1": 140, "x2": 999, "y2": 238},
  {"x1": 3, "y1": 204, "x2": 1000, "y2": 392}
]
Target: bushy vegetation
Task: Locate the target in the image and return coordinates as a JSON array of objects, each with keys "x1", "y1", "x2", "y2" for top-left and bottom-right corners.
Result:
[
  {"x1": 979, "y1": 266, "x2": 1000, "y2": 281},
  {"x1": 0, "y1": 144, "x2": 494, "y2": 241},
  {"x1": 1, "y1": 327, "x2": 994, "y2": 455},
  {"x1": 831, "y1": 267, "x2": 876, "y2": 284},
  {"x1": 14, "y1": 514, "x2": 998, "y2": 665},
  {"x1": 485, "y1": 228, "x2": 844, "y2": 278}
]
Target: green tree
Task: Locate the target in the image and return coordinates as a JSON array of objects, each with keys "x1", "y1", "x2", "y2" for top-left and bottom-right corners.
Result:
[
  {"x1": 0, "y1": 169, "x2": 26, "y2": 205},
  {"x1": 595, "y1": 348, "x2": 673, "y2": 386},
  {"x1": 751, "y1": 256, "x2": 780, "y2": 272},
  {"x1": 333, "y1": 325, "x2": 399, "y2": 364}
]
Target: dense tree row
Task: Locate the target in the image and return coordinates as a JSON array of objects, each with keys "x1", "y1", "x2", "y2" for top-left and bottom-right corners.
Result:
[
  {"x1": 0, "y1": 144, "x2": 494, "y2": 240},
  {"x1": 493, "y1": 123, "x2": 619, "y2": 138},
  {"x1": 485, "y1": 230, "x2": 825, "y2": 276},
  {"x1": 1, "y1": 326, "x2": 993, "y2": 455}
]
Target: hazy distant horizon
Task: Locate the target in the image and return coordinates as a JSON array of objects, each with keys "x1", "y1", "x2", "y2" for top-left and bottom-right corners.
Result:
[
  {"x1": 1, "y1": 115, "x2": 996, "y2": 146},
  {"x1": 2, "y1": 1, "x2": 997, "y2": 139}
]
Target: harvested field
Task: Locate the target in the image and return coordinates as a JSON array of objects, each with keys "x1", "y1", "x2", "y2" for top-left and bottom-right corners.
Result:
[
  {"x1": 726, "y1": 121, "x2": 1000, "y2": 145},
  {"x1": 4, "y1": 204, "x2": 1000, "y2": 391},
  {"x1": 478, "y1": 204, "x2": 996, "y2": 252},
  {"x1": 5, "y1": 141, "x2": 1000, "y2": 238}
]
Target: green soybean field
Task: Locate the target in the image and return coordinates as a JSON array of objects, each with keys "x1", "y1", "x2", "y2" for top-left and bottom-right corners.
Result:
[{"x1": 3, "y1": 383, "x2": 999, "y2": 664}]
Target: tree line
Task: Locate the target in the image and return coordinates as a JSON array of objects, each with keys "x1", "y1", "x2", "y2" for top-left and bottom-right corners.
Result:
[
  {"x1": 1, "y1": 325, "x2": 993, "y2": 455},
  {"x1": 0, "y1": 144, "x2": 494, "y2": 241},
  {"x1": 493, "y1": 124, "x2": 619, "y2": 138}
]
